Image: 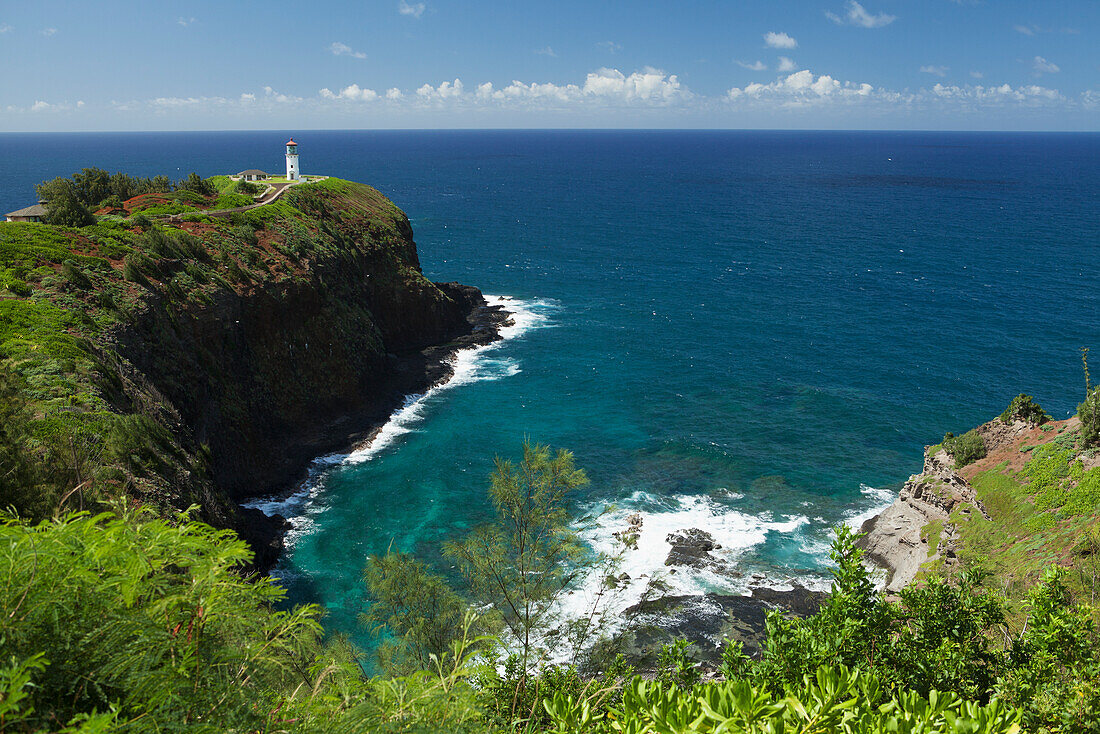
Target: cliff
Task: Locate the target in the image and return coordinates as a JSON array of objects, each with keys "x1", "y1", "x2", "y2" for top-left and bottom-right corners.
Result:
[
  {"x1": 0, "y1": 178, "x2": 503, "y2": 567},
  {"x1": 858, "y1": 409, "x2": 1100, "y2": 596}
]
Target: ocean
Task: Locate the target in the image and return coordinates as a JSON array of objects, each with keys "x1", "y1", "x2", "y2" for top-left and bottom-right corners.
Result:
[{"x1": 3, "y1": 129, "x2": 1098, "y2": 650}]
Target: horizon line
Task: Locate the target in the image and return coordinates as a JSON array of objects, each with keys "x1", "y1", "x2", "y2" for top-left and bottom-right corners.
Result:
[{"x1": 1, "y1": 127, "x2": 1099, "y2": 135}]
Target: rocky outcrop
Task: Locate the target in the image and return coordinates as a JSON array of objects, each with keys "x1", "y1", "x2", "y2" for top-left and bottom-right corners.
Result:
[
  {"x1": 612, "y1": 586, "x2": 826, "y2": 669},
  {"x1": 857, "y1": 419, "x2": 1036, "y2": 591},
  {"x1": 857, "y1": 448, "x2": 984, "y2": 591},
  {"x1": 665, "y1": 529, "x2": 725, "y2": 569}
]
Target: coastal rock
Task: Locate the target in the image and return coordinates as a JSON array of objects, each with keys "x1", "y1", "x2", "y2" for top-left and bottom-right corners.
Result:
[
  {"x1": 665, "y1": 528, "x2": 723, "y2": 569},
  {"x1": 857, "y1": 446, "x2": 988, "y2": 592},
  {"x1": 610, "y1": 585, "x2": 827, "y2": 669}
]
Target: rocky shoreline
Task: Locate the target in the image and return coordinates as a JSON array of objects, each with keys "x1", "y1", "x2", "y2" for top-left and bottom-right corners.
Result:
[
  {"x1": 855, "y1": 418, "x2": 1036, "y2": 591},
  {"x1": 244, "y1": 287, "x2": 513, "y2": 571},
  {"x1": 597, "y1": 513, "x2": 827, "y2": 669}
]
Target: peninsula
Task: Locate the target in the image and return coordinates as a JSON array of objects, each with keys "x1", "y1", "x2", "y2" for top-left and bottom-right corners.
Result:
[{"x1": 0, "y1": 172, "x2": 508, "y2": 567}]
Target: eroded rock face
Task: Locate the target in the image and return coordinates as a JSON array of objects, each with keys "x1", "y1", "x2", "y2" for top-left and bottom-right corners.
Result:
[
  {"x1": 610, "y1": 586, "x2": 827, "y2": 669},
  {"x1": 857, "y1": 448, "x2": 988, "y2": 592},
  {"x1": 665, "y1": 528, "x2": 723, "y2": 569}
]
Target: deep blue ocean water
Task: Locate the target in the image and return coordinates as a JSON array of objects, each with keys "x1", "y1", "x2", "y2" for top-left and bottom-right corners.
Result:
[{"x1": 3, "y1": 130, "x2": 1098, "y2": 649}]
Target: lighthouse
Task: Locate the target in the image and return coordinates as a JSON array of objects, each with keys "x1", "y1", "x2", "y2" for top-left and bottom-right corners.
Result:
[{"x1": 285, "y1": 138, "x2": 299, "y2": 180}]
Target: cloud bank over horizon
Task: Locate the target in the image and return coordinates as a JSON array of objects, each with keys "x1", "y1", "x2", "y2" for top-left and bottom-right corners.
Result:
[
  {"x1": 9, "y1": 64, "x2": 1091, "y2": 132},
  {"x1": 0, "y1": 1, "x2": 1095, "y2": 132}
]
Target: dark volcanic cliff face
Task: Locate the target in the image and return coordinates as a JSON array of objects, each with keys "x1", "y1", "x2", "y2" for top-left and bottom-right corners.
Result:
[
  {"x1": 109, "y1": 182, "x2": 493, "y2": 564},
  {"x1": 113, "y1": 203, "x2": 472, "y2": 504},
  {"x1": 0, "y1": 178, "x2": 492, "y2": 569}
]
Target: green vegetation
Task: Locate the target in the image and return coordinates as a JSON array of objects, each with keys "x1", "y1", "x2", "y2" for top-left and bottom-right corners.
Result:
[
  {"x1": 443, "y1": 443, "x2": 589, "y2": 672},
  {"x1": 943, "y1": 428, "x2": 988, "y2": 467},
  {"x1": 0, "y1": 175, "x2": 442, "y2": 525},
  {"x1": 1000, "y1": 394, "x2": 1050, "y2": 425},
  {"x1": 1079, "y1": 386, "x2": 1100, "y2": 449},
  {"x1": 35, "y1": 168, "x2": 174, "y2": 214},
  {"x1": 7, "y1": 499, "x2": 1098, "y2": 733}
]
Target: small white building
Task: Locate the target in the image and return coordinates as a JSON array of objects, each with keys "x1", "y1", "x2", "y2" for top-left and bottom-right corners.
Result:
[
  {"x1": 285, "y1": 139, "x2": 299, "y2": 181},
  {"x1": 237, "y1": 169, "x2": 269, "y2": 182}
]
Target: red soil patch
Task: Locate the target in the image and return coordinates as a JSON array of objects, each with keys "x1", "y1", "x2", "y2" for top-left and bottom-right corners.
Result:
[{"x1": 960, "y1": 417, "x2": 1081, "y2": 481}]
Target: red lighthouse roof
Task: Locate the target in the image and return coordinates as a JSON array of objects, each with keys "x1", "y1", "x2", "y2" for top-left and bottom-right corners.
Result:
[{"x1": 286, "y1": 138, "x2": 297, "y2": 146}]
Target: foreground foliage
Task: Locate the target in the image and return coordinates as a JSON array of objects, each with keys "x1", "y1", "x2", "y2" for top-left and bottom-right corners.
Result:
[
  {"x1": 2, "y1": 441, "x2": 1099, "y2": 731},
  {"x1": 543, "y1": 666, "x2": 1022, "y2": 733}
]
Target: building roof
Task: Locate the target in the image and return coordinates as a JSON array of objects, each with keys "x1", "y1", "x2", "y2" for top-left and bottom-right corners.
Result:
[
  {"x1": 237, "y1": 169, "x2": 268, "y2": 176},
  {"x1": 286, "y1": 138, "x2": 297, "y2": 146},
  {"x1": 6, "y1": 203, "x2": 47, "y2": 218}
]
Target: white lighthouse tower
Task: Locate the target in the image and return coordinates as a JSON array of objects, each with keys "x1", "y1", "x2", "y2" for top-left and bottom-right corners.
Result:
[{"x1": 285, "y1": 138, "x2": 299, "y2": 180}]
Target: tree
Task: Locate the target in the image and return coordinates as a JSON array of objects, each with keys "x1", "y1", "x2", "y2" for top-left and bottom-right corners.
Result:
[
  {"x1": 71, "y1": 167, "x2": 111, "y2": 207},
  {"x1": 176, "y1": 172, "x2": 216, "y2": 197},
  {"x1": 361, "y1": 550, "x2": 472, "y2": 674},
  {"x1": 998, "y1": 393, "x2": 1049, "y2": 425},
  {"x1": 444, "y1": 442, "x2": 589, "y2": 671},
  {"x1": 1079, "y1": 385, "x2": 1100, "y2": 449},
  {"x1": 34, "y1": 178, "x2": 94, "y2": 227}
]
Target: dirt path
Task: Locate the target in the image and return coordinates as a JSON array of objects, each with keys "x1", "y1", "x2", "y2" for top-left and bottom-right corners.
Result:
[{"x1": 162, "y1": 179, "x2": 304, "y2": 222}]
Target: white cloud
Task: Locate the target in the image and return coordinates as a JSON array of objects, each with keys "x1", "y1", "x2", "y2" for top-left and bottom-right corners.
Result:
[
  {"x1": 394, "y1": 67, "x2": 688, "y2": 108},
  {"x1": 321, "y1": 84, "x2": 379, "y2": 101},
  {"x1": 737, "y1": 60, "x2": 767, "y2": 71},
  {"x1": 0, "y1": 24, "x2": 12, "y2": 33},
  {"x1": 727, "y1": 69, "x2": 874, "y2": 105},
  {"x1": 930, "y1": 82, "x2": 1063, "y2": 104},
  {"x1": 1033, "y1": 56, "x2": 1060, "y2": 74},
  {"x1": 598, "y1": 41, "x2": 622, "y2": 54},
  {"x1": 385, "y1": 87, "x2": 403, "y2": 100},
  {"x1": 30, "y1": 101, "x2": 51, "y2": 112},
  {"x1": 417, "y1": 79, "x2": 464, "y2": 100},
  {"x1": 777, "y1": 56, "x2": 797, "y2": 72},
  {"x1": 240, "y1": 93, "x2": 256, "y2": 102},
  {"x1": 40, "y1": 27, "x2": 56, "y2": 36},
  {"x1": 582, "y1": 67, "x2": 686, "y2": 102},
  {"x1": 827, "y1": 1, "x2": 896, "y2": 28},
  {"x1": 920, "y1": 65, "x2": 949, "y2": 77},
  {"x1": 970, "y1": 71, "x2": 984, "y2": 79},
  {"x1": 1014, "y1": 24, "x2": 1035, "y2": 35},
  {"x1": 177, "y1": 17, "x2": 196, "y2": 27},
  {"x1": 764, "y1": 31, "x2": 797, "y2": 49},
  {"x1": 76, "y1": 100, "x2": 84, "y2": 108},
  {"x1": 398, "y1": 1, "x2": 425, "y2": 19},
  {"x1": 261, "y1": 86, "x2": 302, "y2": 104},
  {"x1": 535, "y1": 46, "x2": 556, "y2": 57},
  {"x1": 330, "y1": 41, "x2": 366, "y2": 59}
]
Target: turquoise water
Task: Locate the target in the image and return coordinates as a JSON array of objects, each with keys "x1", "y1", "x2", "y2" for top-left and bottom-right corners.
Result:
[{"x1": 3, "y1": 130, "x2": 1099, "y2": 648}]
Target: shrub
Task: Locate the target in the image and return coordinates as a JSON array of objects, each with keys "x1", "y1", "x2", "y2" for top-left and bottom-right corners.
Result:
[
  {"x1": 235, "y1": 180, "x2": 262, "y2": 195},
  {"x1": 999, "y1": 394, "x2": 1050, "y2": 425},
  {"x1": 944, "y1": 429, "x2": 987, "y2": 468},
  {"x1": 128, "y1": 213, "x2": 152, "y2": 230},
  {"x1": 175, "y1": 172, "x2": 216, "y2": 197},
  {"x1": 5, "y1": 279, "x2": 31, "y2": 297},
  {"x1": 0, "y1": 507, "x2": 326, "y2": 731},
  {"x1": 1079, "y1": 385, "x2": 1100, "y2": 449},
  {"x1": 60, "y1": 259, "x2": 91, "y2": 290}
]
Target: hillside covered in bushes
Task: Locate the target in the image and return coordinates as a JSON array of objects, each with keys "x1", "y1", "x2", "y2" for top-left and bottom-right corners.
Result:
[{"x1": 0, "y1": 174, "x2": 490, "y2": 564}]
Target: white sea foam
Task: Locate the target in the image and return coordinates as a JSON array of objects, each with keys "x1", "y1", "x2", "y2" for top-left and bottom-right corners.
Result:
[
  {"x1": 543, "y1": 491, "x2": 812, "y2": 663},
  {"x1": 844, "y1": 483, "x2": 897, "y2": 530},
  {"x1": 244, "y1": 295, "x2": 555, "y2": 547}
]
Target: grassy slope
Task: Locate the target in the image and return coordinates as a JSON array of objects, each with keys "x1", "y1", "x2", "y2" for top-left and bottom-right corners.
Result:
[
  {"x1": 921, "y1": 417, "x2": 1100, "y2": 607},
  {"x1": 0, "y1": 177, "x2": 432, "y2": 519}
]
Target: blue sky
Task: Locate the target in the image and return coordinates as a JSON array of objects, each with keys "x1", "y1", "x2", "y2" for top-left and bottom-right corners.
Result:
[{"x1": 1, "y1": 0, "x2": 1097, "y2": 131}]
